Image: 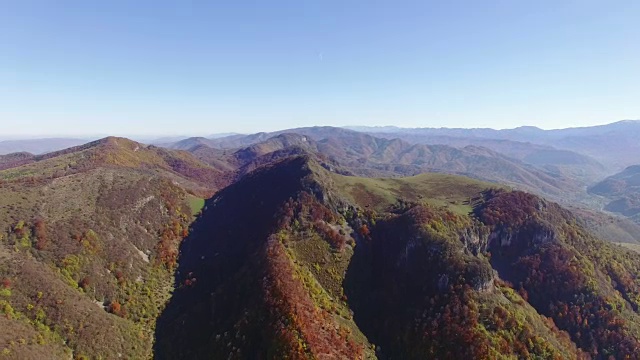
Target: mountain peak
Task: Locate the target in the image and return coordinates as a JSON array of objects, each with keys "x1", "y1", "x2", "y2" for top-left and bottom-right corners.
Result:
[{"x1": 93, "y1": 136, "x2": 143, "y2": 149}]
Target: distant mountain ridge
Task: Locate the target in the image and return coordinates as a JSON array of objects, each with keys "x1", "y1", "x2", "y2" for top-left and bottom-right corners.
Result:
[
  {"x1": 589, "y1": 165, "x2": 640, "y2": 224},
  {"x1": 0, "y1": 138, "x2": 89, "y2": 155},
  {"x1": 347, "y1": 120, "x2": 640, "y2": 170},
  {"x1": 165, "y1": 127, "x2": 586, "y2": 202}
]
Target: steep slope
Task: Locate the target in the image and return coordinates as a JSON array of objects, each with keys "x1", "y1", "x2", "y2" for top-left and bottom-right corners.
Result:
[
  {"x1": 473, "y1": 190, "x2": 640, "y2": 358},
  {"x1": 0, "y1": 138, "x2": 221, "y2": 358},
  {"x1": 156, "y1": 155, "x2": 640, "y2": 359},
  {"x1": 155, "y1": 156, "x2": 377, "y2": 359}
]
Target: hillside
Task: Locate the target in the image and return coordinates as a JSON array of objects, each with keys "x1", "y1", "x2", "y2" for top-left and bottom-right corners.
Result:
[
  {"x1": 155, "y1": 155, "x2": 640, "y2": 359},
  {"x1": 0, "y1": 137, "x2": 230, "y2": 196},
  {"x1": 0, "y1": 138, "x2": 220, "y2": 358},
  {"x1": 589, "y1": 165, "x2": 640, "y2": 224},
  {"x1": 0, "y1": 153, "x2": 34, "y2": 171}
]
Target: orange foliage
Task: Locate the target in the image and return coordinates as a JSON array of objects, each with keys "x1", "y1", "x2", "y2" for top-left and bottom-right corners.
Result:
[
  {"x1": 264, "y1": 238, "x2": 366, "y2": 359},
  {"x1": 33, "y1": 218, "x2": 48, "y2": 250},
  {"x1": 359, "y1": 224, "x2": 370, "y2": 237},
  {"x1": 109, "y1": 301, "x2": 123, "y2": 316}
]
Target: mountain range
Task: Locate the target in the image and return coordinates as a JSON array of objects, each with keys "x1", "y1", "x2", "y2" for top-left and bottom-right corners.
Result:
[{"x1": 0, "y1": 120, "x2": 640, "y2": 358}]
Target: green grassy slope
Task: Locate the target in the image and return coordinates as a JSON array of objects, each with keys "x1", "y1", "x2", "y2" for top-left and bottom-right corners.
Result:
[{"x1": 331, "y1": 172, "x2": 501, "y2": 214}]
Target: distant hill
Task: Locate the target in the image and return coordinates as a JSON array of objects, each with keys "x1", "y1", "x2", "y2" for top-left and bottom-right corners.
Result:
[
  {"x1": 162, "y1": 137, "x2": 221, "y2": 151},
  {"x1": 354, "y1": 134, "x2": 608, "y2": 183},
  {"x1": 162, "y1": 126, "x2": 640, "y2": 243},
  {"x1": 0, "y1": 138, "x2": 89, "y2": 155},
  {"x1": 0, "y1": 137, "x2": 229, "y2": 195},
  {"x1": 349, "y1": 120, "x2": 640, "y2": 171},
  {"x1": 589, "y1": 165, "x2": 640, "y2": 223},
  {"x1": 0, "y1": 152, "x2": 34, "y2": 171}
]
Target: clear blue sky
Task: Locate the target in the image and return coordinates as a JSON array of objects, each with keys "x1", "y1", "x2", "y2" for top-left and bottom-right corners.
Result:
[{"x1": 1, "y1": 0, "x2": 639, "y2": 137}]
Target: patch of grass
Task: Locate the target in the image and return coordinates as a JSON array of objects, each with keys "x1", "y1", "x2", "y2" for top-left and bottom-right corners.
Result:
[
  {"x1": 289, "y1": 231, "x2": 352, "y2": 301},
  {"x1": 186, "y1": 195, "x2": 205, "y2": 216},
  {"x1": 331, "y1": 172, "x2": 500, "y2": 214}
]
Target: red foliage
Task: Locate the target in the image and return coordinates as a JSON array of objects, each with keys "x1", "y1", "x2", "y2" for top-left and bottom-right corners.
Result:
[
  {"x1": 480, "y1": 190, "x2": 640, "y2": 360},
  {"x1": 114, "y1": 270, "x2": 125, "y2": 285},
  {"x1": 79, "y1": 276, "x2": 91, "y2": 290},
  {"x1": 276, "y1": 193, "x2": 350, "y2": 250},
  {"x1": 109, "y1": 301, "x2": 126, "y2": 317},
  {"x1": 156, "y1": 218, "x2": 187, "y2": 271},
  {"x1": 1, "y1": 278, "x2": 10, "y2": 289},
  {"x1": 476, "y1": 190, "x2": 542, "y2": 227},
  {"x1": 264, "y1": 238, "x2": 366, "y2": 359},
  {"x1": 413, "y1": 286, "x2": 493, "y2": 359},
  {"x1": 33, "y1": 218, "x2": 48, "y2": 250},
  {"x1": 314, "y1": 221, "x2": 347, "y2": 250},
  {"x1": 358, "y1": 224, "x2": 370, "y2": 237}
]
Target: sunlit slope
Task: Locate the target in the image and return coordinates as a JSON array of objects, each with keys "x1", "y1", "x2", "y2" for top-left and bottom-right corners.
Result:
[{"x1": 0, "y1": 137, "x2": 216, "y2": 358}]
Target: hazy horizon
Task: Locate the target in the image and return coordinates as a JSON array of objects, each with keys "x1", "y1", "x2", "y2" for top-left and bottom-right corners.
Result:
[{"x1": 0, "y1": 118, "x2": 638, "y2": 141}]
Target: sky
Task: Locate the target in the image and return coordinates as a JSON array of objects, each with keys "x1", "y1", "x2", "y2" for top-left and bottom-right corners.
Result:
[{"x1": 1, "y1": 0, "x2": 639, "y2": 137}]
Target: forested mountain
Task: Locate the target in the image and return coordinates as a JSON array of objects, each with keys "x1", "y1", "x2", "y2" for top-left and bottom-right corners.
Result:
[
  {"x1": 0, "y1": 137, "x2": 218, "y2": 358},
  {"x1": 1, "y1": 128, "x2": 639, "y2": 359},
  {"x1": 155, "y1": 155, "x2": 640, "y2": 359}
]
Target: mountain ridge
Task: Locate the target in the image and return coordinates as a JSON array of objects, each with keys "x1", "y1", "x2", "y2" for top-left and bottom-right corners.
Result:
[{"x1": 155, "y1": 154, "x2": 640, "y2": 359}]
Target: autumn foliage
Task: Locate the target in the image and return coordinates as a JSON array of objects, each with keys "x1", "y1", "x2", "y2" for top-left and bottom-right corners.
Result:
[
  {"x1": 264, "y1": 238, "x2": 366, "y2": 359},
  {"x1": 476, "y1": 190, "x2": 640, "y2": 358},
  {"x1": 33, "y1": 218, "x2": 48, "y2": 250}
]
